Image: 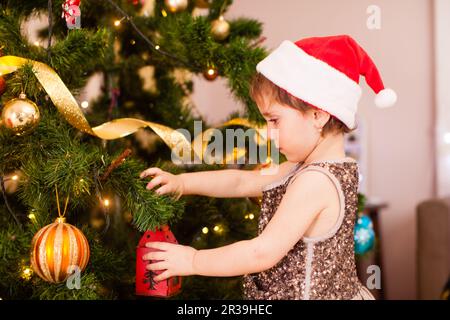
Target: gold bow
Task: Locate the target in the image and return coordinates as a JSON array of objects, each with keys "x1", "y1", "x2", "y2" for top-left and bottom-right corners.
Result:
[{"x1": 0, "y1": 55, "x2": 269, "y2": 164}]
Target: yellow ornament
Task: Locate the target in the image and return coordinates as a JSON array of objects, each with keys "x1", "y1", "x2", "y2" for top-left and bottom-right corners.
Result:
[
  {"x1": 1, "y1": 93, "x2": 40, "y2": 136},
  {"x1": 211, "y1": 16, "x2": 230, "y2": 41},
  {"x1": 164, "y1": 0, "x2": 188, "y2": 13}
]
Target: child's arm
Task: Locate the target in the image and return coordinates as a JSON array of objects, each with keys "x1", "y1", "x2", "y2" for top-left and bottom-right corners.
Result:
[
  {"x1": 191, "y1": 170, "x2": 332, "y2": 276},
  {"x1": 140, "y1": 161, "x2": 299, "y2": 199},
  {"x1": 179, "y1": 161, "x2": 297, "y2": 198},
  {"x1": 144, "y1": 170, "x2": 335, "y2": 281}
]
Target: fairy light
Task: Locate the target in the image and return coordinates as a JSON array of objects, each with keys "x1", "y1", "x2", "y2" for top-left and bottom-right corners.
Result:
[
  {"x1": 114, "y1": 19, "x2": 121, "y2": 27},
  {"x1": 81, "y1": 101, "x2": 89, "y2": 109},
  {"x1": 28, "y1": 213, "x2": 36, "y2": 220},
  {"x1": 21, "y1": 267, "x2": 33, "y2": 280},
  {"x1": 207, "y1": 68, "x2": 216, "y2": 76},
  {"x1": 213, "y1": 225, "x2": 220, "y2": 232},
  {"x1": 244, "y1": 214, "x2": 249, "y2": 219},
  {"x1": 202, "y1": 227, "x2": 209, "y2": 234},
  {"x1": 130, "y1": 39, "x2": 136, "y2": 45},
  {"x1": 248, "y1": 213, "x2": 255, "y2": 220},
  {"x1": 33, "y1": 41, "x2": 40, "y2": 46},
  {"x1": 155, "y1": 45, "x2": 160, "y2": 50},
  {"x1": 161, "y1": 9, "x2": 168, "y2": 17},
  {"x1": 79, "y1": 178, "x2": 84, "y2": 182},
  {"x1": 11, "y1": 175, "x2": 18, "y2": 181},
  {"x1": 103, "y1": 199, "x2": 110, "y2": 207}
]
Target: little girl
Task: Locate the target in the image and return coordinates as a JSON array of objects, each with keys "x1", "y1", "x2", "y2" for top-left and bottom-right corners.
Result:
[{"x1": 140, "y1": 35, "x2": 397, "y2": 300}]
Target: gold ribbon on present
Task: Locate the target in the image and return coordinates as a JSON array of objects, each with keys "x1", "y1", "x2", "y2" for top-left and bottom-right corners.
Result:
[{"x1": 0, "y1": 55, "x2": 268, "y2": 164}]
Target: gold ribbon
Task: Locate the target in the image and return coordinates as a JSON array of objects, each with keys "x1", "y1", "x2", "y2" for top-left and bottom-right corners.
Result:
[{"x1": 0, "y1": 55, "x2": 269, "y2": 164}]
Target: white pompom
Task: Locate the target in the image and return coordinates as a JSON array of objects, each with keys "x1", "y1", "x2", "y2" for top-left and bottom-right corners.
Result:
[{"x1": 375, "y1": 88, "x2": 397, "y2": 108}]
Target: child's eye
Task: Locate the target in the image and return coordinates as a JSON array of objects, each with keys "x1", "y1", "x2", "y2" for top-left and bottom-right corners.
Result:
[{"x1": 269, "y1": 118, "x2": 278, "y2": 124}]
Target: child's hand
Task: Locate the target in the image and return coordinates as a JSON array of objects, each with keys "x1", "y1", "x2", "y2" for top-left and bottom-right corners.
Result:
[
  {"x1": 143, "y1": 241, "x2": 197, "y2": 282},
  {"x1": 139, "y1": 167, "x2": 184, "y2": 200}
]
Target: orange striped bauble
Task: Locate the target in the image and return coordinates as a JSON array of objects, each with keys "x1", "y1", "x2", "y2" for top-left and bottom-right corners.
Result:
[{"x1": 30, "y1": 217, "x2": 90, "y2": 283}]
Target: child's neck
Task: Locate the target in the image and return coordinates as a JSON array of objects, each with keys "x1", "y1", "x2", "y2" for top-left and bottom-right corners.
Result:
[{"x1": 302, "y1": 132, "x2": 347, "y2": 164}]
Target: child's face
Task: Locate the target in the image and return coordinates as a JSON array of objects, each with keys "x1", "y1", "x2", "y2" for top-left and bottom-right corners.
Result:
[{"x1": 258, "y1": 99, "x2": 322, "y2": 163}]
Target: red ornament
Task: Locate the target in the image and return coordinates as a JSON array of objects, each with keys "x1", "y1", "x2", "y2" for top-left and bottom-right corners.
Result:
[
  {"x1": 0, "y1": 47, "x2": 5, "y2": 96},
  {"x1": 0, "y1": 76, "x2": 6, "y2": 96},
  {"x1": 128, "y1": 0, "x2": 144, "y2": 5},
  {"x1": 62, "y1": 0, "x2": 81, "y2": 29},
  {"x1": 135, "y1": 224, "x2": 182, "y2": 297}
]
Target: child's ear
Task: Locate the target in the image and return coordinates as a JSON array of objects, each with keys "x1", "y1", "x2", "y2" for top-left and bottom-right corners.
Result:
[{"x1": 313, "y1": 110, "x2": 331, "y2": 127}]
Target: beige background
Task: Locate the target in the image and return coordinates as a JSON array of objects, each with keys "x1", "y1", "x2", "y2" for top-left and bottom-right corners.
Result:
[{"x1": 191, "y1": 0, "x2": 435, "y2": 299}]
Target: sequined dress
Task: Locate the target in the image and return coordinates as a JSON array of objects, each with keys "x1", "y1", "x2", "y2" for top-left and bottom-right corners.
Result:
[{"x1": 242, "y1": 159, "x2": 375, "y2": 300}]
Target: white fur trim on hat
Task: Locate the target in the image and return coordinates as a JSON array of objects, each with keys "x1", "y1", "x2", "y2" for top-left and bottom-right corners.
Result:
[
  {"x1": 256, "y1": 40, "x2": 362, "y2": 130},
  {"x1": 375, "y1": 88, "x2": 397, "y2": 108}
]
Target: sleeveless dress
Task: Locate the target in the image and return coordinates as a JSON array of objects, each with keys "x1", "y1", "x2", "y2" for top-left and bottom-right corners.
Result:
[{"x1": 242, "y1": 158, "x2": 375, "y2": 300}]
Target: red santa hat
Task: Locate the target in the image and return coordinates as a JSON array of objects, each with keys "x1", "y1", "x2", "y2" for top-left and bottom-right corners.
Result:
[{"x1": 256, "y1": 35, "x2": 397, "y2": 130}]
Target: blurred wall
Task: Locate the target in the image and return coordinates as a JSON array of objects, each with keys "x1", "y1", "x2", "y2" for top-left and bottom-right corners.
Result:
[{"x1": 191, "y1": 0, "x2": 435, "y2": 299}]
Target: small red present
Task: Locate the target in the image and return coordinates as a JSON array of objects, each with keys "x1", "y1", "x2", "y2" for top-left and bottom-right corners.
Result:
[{"x1": 135, "y1": 224, "x2": 182, "y2": 297}]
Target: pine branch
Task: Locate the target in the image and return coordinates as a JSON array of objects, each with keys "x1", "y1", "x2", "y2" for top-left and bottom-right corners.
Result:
[{"x1": 100, "y1": 148, "x2": 132, "y2": 181}]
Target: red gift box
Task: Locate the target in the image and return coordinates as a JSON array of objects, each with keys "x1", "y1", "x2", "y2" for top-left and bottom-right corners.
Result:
[{"x1": 135, "y1": 224, "x2": 182, "y2": 297}]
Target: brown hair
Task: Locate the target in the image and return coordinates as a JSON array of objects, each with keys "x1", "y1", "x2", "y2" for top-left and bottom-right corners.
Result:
[{"x1": 249, "y1": 72, "x2": 356, "y2": 137}]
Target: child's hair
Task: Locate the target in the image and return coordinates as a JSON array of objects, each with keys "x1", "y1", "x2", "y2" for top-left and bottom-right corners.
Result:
[{"x1": 250, "y1": 72, "x2": 357, "y2": 136}]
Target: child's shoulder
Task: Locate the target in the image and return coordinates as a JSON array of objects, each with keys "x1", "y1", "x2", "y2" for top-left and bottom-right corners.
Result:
[{"x1": 285, "y1": 165, "x2": 341, "y2": 211}]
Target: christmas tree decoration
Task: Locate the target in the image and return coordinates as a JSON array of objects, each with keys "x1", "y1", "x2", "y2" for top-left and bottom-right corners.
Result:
[
  {"x1": 30, "y1": 217, "x2": 90, "y2": 283},
  {"x1": 211, "y1": 16, "x2": 230, "y2": 41},
  {"x1": 203, "y1": 66, "x2": 219, "y2": 81},
  {"x1": 164, "y1": 0, "x2": 188, "y2": 13},
  {"x1": 30, "y1": 187, "x2": 90, "y2": 283},
  {"x1": 0, "y1": 56, "x2": 266, "y2": 164},
  {"x1": 123, "y1": 211, "x2": 133, "y2": 224},
  {"x1": 195, "y1": 0, "x2": 212, "y2": 8},
  {"x1": 61, "y1": 0, "x2": 81, "y2": 29},
  {"x1": 90, "y1": 210, "x2": 106, "y2": 230},
  {"x1": 20, "y1": 265, "x2": 34, "y2": 281},
  {"x1": 0, "y1": 0, "x2": 266, "y2": 300},
  {"x1": 136, "y1": 224, "x2": 181, "y2": 297},
  {"x1": 2, "y1": 170, "x2": 23, "y2": 194},
  {"x1": 354, "y1": 214, "x2": 375, "y2": 255},
  {"x1": 1, "y1": 93, "x2": 40, "y2": 136},
  {"x1": 129, "y1": 0, "x2": 144, "y2": 5}
]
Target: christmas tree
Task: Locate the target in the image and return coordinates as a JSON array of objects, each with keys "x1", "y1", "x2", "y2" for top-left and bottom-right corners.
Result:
[{"x1": 0, "y1": 0, "x2": 271, "y2": 299}]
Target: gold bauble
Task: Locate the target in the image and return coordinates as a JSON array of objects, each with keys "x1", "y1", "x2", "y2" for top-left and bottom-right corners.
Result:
[
  {"x1": 123, "y1": 211, "x2": 133, "y2": 224},
  {"x1": 1, "y1": 93, "x2": 40, "y2": 136},
  {"x1": 195, "y1": 0, "x2": 212, "y2": 8},
  {"x1": 90, "y1": 215, "x2": 106, "y2": 230},
  {"x1": 211, "y1": 16, "x2": 230, "y2": 41},
  {"x1": 164, "y1": 0, "x2": 188, "y2": 13}
]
